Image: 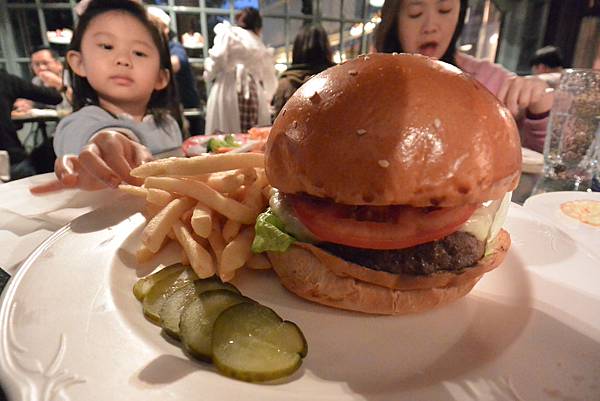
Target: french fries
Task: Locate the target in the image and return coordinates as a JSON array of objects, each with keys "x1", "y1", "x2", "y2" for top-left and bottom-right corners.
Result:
[
  {"x1": 130, "y1": 152, "x2": 265, "y2": 178},
  {"x1": 144, "y1": 177, "x2": 257, "y2": 224},
  {"x1": 172, "y1": 220, "x2": 215, "y2": 278},
  {"x1": 191, "y1": 202, "x2": 212, "y2": 238},
  {"x1": 142, "y1": 197, "x2": 196, "y2": 252},
  {"x1": 219, "y1": 227, "x2": 254, "y2": 282},
  {"x1": 120, "y1": 152, "x2": 272, "y2": 282}
]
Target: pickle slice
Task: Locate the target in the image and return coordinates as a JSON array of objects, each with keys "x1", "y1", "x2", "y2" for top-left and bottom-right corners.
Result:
[
  {"x1": 180, "y1": 290, "x2": 251, "y2": 361},
  {"x1": 212, "y1": 303, "x2": 308, "y2": 382},
  {"x1": 159, "y1": 278, "x2": 241, "y2": 339},
  {"x1": 133, "y1": 263, "x2": 185, "y2": 302},
  {"x1": 142, "y1": 267, "x2": 198, "y2": 324}
]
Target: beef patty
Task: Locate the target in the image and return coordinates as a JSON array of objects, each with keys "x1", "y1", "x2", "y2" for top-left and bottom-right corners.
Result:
[{"x1": 317, "y1": 231, "x2": 485, "y2": 276}]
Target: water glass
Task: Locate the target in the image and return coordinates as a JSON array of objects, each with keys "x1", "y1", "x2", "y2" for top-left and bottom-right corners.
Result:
[{"x1": 539, "y1": 69, "x2": 600, "y2": 192}]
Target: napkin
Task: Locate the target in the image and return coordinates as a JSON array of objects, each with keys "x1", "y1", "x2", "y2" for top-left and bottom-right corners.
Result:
[
  {"x1": 0, "y1": 173, "x2": 115, "y2": 218},
  {"x1": 0, "y1": 173, "x2": 123, "y2": 273}
]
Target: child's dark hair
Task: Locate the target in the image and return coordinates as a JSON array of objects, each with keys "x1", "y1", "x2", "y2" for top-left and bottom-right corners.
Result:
[
  {"x1": 375, "y1": 0, "x2": 468, "y2": 67},
  {"x1": 292, "y1": 23, "x2": 333, "y2": 67},
  {"x1": 68, "y1": 0, "x2": 178, "y2": 127},
  {"x1": 235, "y1": 7, "x2": 262, "y2": 34}
]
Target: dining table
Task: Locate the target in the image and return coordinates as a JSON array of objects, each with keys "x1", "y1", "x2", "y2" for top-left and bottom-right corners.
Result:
[{"x1": 0, "y1": 157, "x2": 599, "y2": 400}]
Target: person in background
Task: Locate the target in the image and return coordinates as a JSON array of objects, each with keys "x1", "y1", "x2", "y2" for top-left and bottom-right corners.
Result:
[
  {"x1": 375, "y1": 0, "x2": 553, "y2": 153},
  {"x1": 147, "y1": 6, "x2": 202, "y2": 135},
  {"x1": 0, "y1": 69, "x2": 62, "y2": 180},
  {"x1": 31, "y1": 0, "x2": 181, "y2": 193},
  {"x1": 530, "y1": 46, "x2": 565, "y2": 75},
  {"x1": 529, "y1": 45, "x2": 565, "y2": 89},
  {"x1": 13, "y1": 46, "x2": 72, "y2": 114},
  {"x1": 271, "y1": 23, "x2": 335, "y2": 119},
  {"x1": 204, "y1": 7, "x2": 277, "y2": 135}
]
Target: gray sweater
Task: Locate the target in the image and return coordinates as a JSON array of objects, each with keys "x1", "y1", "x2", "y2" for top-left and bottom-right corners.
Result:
[{"x1": 54, "y1": 105, "x2": 182, "y2": 157}]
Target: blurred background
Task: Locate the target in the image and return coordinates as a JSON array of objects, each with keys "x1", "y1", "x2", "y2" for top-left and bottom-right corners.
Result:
[{"x1": 0, "y1": 0, "x2": 599, "y2": 110}]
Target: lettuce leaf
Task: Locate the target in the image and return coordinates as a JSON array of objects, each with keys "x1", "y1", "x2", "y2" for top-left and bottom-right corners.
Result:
[
  {"x1": 207, "y1": 134, "x2": 241, "y2": 152},
  {"x1": 251, "y1": 208, "x2": 296, "y2": 253}
]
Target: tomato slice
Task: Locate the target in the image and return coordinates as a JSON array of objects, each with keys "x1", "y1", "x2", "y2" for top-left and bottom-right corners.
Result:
[{"x1": 291, "y1": 196, "x2": 477, "y2": 250}]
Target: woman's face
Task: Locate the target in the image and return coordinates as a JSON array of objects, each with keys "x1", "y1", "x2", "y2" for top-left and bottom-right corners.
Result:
[{"x1": 397, "y1": 0, "x2": 461, "y2": 59}]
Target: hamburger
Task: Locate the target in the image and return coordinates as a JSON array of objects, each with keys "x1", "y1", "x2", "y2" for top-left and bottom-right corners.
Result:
[{"x1": 252, "y1": 53, "x2": 521, "y2": 315}]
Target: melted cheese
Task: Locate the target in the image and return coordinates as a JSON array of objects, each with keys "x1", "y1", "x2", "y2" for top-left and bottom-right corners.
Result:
[{"x1": 269, "y1": 191, "x2": 318, "y2": 242}]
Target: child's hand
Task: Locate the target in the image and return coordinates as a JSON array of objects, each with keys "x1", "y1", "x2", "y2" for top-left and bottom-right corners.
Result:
[
  {"x1": 30, "y1": 131, "x2": 153, "y2": 194},
  {"x1": 497, "y1": 76, "x2": 554, "y2": 117}
]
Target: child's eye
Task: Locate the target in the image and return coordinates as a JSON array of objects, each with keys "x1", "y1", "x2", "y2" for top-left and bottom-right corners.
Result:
[
  {"x1": 408, "y1": 13, "x2": 422, "y2": 18},
  {"x1": 99, "y1": 43, "x2": 113, "y2": 50},
  {"x1": 439, "y1": 8, "x2": 452, "y2": 14},
  {"x1": 133, "y1": 51, "x2": 148, "y2": 57}
]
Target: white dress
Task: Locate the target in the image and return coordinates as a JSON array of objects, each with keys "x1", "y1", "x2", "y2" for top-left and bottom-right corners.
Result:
[{"x1": 204, "y1": 21, "x2": 277, "y2": 135}]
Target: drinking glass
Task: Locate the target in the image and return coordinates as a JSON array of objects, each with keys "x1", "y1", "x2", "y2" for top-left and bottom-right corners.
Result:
[{"x1": 536, "y1": 69, "x2": 600, "y2": 193}]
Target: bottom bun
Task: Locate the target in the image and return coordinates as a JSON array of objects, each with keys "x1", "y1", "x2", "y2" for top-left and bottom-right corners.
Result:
[{"x1": 267, "y1": 229, "x2": 511, "y2": 315}]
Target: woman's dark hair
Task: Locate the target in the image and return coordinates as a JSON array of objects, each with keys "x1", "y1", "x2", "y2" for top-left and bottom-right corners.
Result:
[
  {"x1": 292, "y1": 23, "x2": 333, "y2": 67},
  {"x1": 68, "y1": 0, "x2": 178, "y2": 127},
  {"x1": 375, "y1": 0, "x2": 468, "y2": 66},
  {"x1": 235, "y1": 7, "x2": 262, "y2": 34}
]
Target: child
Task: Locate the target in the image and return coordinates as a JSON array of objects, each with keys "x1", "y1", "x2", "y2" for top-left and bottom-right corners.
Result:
[{"x1": 33, "y1": 0, "x2": 181, "y2": 192}]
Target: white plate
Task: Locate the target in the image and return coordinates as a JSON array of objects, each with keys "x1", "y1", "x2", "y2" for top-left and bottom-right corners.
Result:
[
  {"x1": 1, "y1": 201, "x2": 600, "y2": 401},
  {"x1": 524, "y1": 191, "x2": 600, "y2": 259}
]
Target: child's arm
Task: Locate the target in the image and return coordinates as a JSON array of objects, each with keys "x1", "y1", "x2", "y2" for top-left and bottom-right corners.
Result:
[{"x1": 31, "y1": 130, "x2": 152, "y2": 193}]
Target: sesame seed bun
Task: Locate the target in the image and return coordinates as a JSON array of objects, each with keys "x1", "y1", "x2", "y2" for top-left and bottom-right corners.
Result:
[{"x1": 265, "y1": 53, "x2": 521, "y2": 207}]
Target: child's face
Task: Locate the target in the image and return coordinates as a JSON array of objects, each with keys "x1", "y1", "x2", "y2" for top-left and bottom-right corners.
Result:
[
  {"x1": 68, "y1": 10, "x2": 168, "y2": 109},
  {"x1": 397, "y1": 0, "x2": 460, "y2": 60}
]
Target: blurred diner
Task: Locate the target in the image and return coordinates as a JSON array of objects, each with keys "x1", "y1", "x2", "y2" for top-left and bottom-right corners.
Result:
[
  {"x1": 204, "y1": 7, "x2": 277, "y2": 135},
  {"x1": 271, "y1": 23, "x2": 335, "y2": 119},
  {"x1": 529, "y1": 45, "x2": 566, "y2": 88},
  {"x1": 1, "y1": 69, "x2": 62, "y2": 180},
  {"x1": 12, "y1": 46, "x2": 72, "y2": 115}
]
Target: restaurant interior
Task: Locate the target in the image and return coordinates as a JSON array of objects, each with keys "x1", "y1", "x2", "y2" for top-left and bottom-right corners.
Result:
[{"x1": 0, "y1": 1, "x2": 600, "y2": 400}]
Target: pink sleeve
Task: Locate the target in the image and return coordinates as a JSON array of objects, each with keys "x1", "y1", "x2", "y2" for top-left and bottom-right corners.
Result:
[
  {"x1": 456, "y1": 52, "x2": 548, "y2": 153},
  {"x1": 519, "y1": 117, "x2": 548, "y2": 153},
  {"x1": 455, "y1": 52, "x2": 513, "y2": 97}
]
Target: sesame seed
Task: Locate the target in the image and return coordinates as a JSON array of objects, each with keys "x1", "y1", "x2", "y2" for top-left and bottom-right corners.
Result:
[
  {"x1": 348, "y1": 70, "x2": 358, "y2": 76},
  {"x1": 282, "y1": 109, "x2": 286, "y2": 116},
  {"x1": 434, "y1": 118, "x2": 441, "y2": 128},
  {"x1": 310, "y1": 91, "x2": 321, "y2": 103},
  {"x1": 378, "y1": 160, "x2": 390, "y2": 168},
  {"x1": 292, "y1": 120, "x2": 297, "y2": 128},
  {"x1": 364, "y1": 56, "x2": 370, "y2": 60},
  {"x1": 392, "y1": 52, "x2": 398, "y2": 56},
  {"x1": 356, "y1": 129, "x2": 367, "y2": 136}
]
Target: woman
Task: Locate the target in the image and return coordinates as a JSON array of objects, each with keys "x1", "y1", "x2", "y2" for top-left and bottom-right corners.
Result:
[
  {"x1": 204, "y1": 7, "x2": 277, "y2": 135},
  {"x1": 375, "y1": 0, "x2": 552, "y2": 153},
  {"x1": 272, "y1": 23, "x2": 335, "y2": 119}
]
